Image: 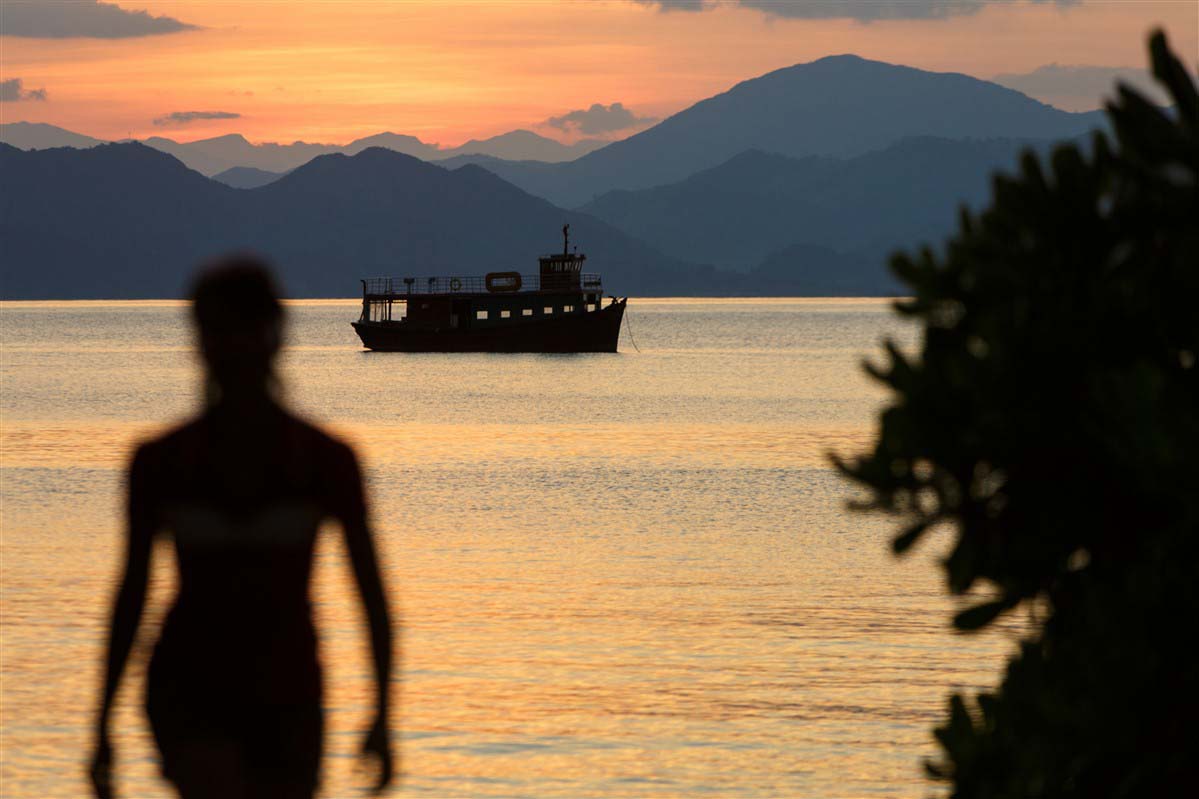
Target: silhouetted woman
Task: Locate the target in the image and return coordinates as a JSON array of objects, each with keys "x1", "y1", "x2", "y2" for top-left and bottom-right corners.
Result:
[{"x1": 89, "y1": 257, "x2": 394, "y2": 798}]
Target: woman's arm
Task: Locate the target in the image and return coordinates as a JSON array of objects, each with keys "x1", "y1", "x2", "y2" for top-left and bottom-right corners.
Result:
[
  {"x1": 90, "y1": 446, "x2": 156, "y2": 798},
  {"x1": 336, "y1": 444, "x2": 396, "y2": 792}
]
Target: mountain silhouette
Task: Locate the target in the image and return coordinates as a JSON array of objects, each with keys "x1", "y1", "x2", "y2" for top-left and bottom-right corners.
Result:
[
  {"x1": 339, "y1": 132, "x2": 441, "y2": 160},
  {"x1": 2, "y1": 53, "x2": 1109, "y2": 209},
  {"x1": 2, "y1": 55, "x2": 1112, "y2": 298},
  {"x1": 0, "y1": 142, "x2": 704, "y2": 299},
  {"x1": 435, "y1": 152, "x2": 565, "y2": 180},
  {"x1": 2, "y1": 53, "x2": 1104, "y2": 199},
  {"x1": 580, "y1": 137, "x2": 1046, "y2": 273},
  {"x1": 1, "y1": 142, "x2": 242, "y2": 298},
  {"x1": 0, "y1": 122, "x2": 106, "y2": 150},
  {"x1": 443, "y1": 130, "x2": 606, "y2": 162},
  {"x1": 751, "y1": 242, "x2": 890, "y2": 296},
  {"x1": 141, "y1": 133, "x2": 340, "y2": 176},
  {"x1": 1, "y1": 124, "x2": 608, "y2": 176},
  {"x1": 211, "y1": 165, "x2": 288, "y2": 189},
  {"x1": 463, "y1": 55, "x2": 1107, "y2": 206},
  {"x1": 152, "y1": 129, "x2": 604, "y2": 173}
]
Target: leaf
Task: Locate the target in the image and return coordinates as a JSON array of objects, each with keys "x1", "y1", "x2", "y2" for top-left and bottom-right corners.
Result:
[
  {"x1": 953, "y1": 600, "x2": 1009, "y2": 631},
  {"x1": 893, "y1": 519, "x2": 931, "y2": 555},
  {"x1": 1149, "y1": 30, "x2": 1199, "y2": 130}
]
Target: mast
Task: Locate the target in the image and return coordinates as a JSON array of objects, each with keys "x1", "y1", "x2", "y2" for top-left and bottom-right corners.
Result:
[{"x1": 563, "y1": 223, "x2": 570, "y2": 257}]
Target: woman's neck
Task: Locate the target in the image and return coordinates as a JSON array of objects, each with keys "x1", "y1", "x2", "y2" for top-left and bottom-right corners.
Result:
[{"x1": 208, "y1": 384, "x2": 281, "y2": 417}]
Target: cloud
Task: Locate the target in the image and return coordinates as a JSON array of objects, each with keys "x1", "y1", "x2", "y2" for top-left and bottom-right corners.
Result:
[
  {"x1": 635, "y1": 0, "x2": 1079, "y2": 21},
  {"x1": 153, "y1": 111, "x2": 242, "y2": 127},
  {"x1": 993, "y1": 64, "x2": 1168, "y2": 110},
  {"x1": 2, "y1": 0, "x2": 198, "y2": 39},
  {"x1": 546, "y1": 102, "x2": 657, "y2": 135},
  {"x1": 0, "y1": 78, "x2": 48, "y2": 102}
]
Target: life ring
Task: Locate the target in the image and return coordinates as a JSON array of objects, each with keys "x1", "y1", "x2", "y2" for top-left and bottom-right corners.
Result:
[{"x1": 449, "y1": 277, "x2": 463, "y2": 291}]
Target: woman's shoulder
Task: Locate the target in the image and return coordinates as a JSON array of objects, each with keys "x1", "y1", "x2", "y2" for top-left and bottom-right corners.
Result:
[
  {"x1": 130, "y1": 418, "x2": 205, "y2": 466},
  {"x1": 281, "y1": 415, "x2": 364, "y2": 509},
  {"x1": 129, "y1": 411, "x2": 361, "y2": 486},
  {"x1": 283, "y1": 413, "x2": 357, "y2": 462}
]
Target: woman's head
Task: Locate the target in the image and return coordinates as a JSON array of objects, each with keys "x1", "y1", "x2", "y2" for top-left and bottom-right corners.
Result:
[{"x1": 190, "y1": 255, "x2": 285, "y2": 397}]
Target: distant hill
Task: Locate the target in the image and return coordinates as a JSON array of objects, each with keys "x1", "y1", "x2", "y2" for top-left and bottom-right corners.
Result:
[
  {"x1": 445, "y1": 130, "x2": 606, "y2": 162},
  {"x1": 211, "y1": 165, "x2": 286, "y2": 189},
  {"x1": 339, "y1": 129, "x2": 604, "y2": 163},
  {"x1": 140, "y1": 133, "x2": 339, "y2": 176},
  {"x1": 580, "y1": 137, "x2": 1043, "y2": 277},
  {"x1": 0, "y1": 142, "x2": 242, "y2": 298},
  {"x1": 0, "y1": 122, "x2": 106, "y2": 150},
  {"x1": 0, "y1": 123, "x2": 609, "y2": 175},
  {"x1": 150, "y1": 129, "x2": 606, "y2": 174},
  {"x1": 1, "y1": 53, "x2": 1115, "y2": 297},
  {"x1": 434, "y1": 153, "x2": 571, "y2": 200},
  {"x1": 1, "y1": 53, "x2": 1105, "y2": 195},
  {"x1": 1, "y1": 54, "x2": 1106, "y2": 198},
  {"x1": 750, "y1": 243, "x2": 888, "y2": 296},
  {"x1": 465, "y1": 55, "x2": 1106, "y2": 206},
  {"x1": 0, "y1": 143, "x2": 709, "y2": 299},
  {"x1": 341, "y1": 132, "x2": 440, "y2": 160}
]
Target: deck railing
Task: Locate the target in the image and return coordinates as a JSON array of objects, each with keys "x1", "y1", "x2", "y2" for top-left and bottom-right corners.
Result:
[{"x1": 362, "y1": 274, "x2": 603, "y2": 297}]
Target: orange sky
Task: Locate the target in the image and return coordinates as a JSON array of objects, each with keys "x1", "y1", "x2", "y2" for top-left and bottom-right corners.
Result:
[{"x1": 2, "y1": 0, "x2": 1196, "y2": 146}]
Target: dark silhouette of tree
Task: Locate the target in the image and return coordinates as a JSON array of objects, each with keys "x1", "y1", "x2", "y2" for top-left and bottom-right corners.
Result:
[{"x1": 839, "y1": 31, "x2": 1198, "y2": 798}]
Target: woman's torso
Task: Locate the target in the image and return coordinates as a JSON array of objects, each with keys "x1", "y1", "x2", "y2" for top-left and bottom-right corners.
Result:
[{"x1": 142, "y1": 406, "x2": 350, "y2": 705}]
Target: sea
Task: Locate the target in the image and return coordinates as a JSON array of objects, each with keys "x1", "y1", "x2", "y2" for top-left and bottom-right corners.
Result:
[{"x1": 0, "y1": 298, "x2": 1020, "y2": 798}]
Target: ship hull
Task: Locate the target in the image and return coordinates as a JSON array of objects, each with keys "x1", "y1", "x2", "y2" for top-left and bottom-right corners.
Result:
[{"x1": 352, "y1": 299, "x2": 626, "y2": 353}]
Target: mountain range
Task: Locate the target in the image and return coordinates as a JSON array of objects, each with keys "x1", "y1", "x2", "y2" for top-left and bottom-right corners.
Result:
[
  {"x1": 580, "y1": 137, "x2": 1049, "y2": 272},
  {"x1": 0, "y1": 122, "x2": 607, "y2": 176},
  {"x1": 1, "y1": 52, "x2": 1117, "y2": 299},
  {"x1": 0, "y1": 122, "x2": 107, "y2": 150},
  {"x1": 444, "y1": 54, "x2": 1106, "y2": 207},
  {"x1": 211, "y1": 165, "x2": 287, "y2": 189},
  {"x1": 0, "y1": 135, "x2": 1046, "y2": 299},
  {"x1": 0, "y1": 143, "x2": 710, "y2": 299}
]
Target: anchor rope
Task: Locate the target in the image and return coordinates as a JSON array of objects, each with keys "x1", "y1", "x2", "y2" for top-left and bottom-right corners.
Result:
[{"x1": 622, "y1": 303, "x2": 642, "y2": 353}]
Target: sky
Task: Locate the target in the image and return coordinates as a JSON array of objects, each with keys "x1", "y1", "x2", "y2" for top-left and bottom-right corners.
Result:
[{"x1": 1, "y1": 0, "x2": 1196, "y2": 146}]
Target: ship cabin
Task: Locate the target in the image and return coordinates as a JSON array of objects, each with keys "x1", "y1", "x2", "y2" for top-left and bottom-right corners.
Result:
[{"x1": 358, "y1": 239, "x2": 608, "y2": 332}]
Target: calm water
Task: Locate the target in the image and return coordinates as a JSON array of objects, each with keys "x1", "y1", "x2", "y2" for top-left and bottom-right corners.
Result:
[{"x1": 0, "y1": 299, "x2": 1016, "y2": 798}]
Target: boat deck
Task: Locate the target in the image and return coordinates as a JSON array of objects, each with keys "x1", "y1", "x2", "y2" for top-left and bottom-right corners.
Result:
[{"x1": 362, "y1": 273, "x2": 603, "y2": 298}]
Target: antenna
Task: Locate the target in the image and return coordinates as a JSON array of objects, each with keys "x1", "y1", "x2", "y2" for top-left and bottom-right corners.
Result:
[{"x1": 562, "y1": 223, "x2": 570, "y2": 256}]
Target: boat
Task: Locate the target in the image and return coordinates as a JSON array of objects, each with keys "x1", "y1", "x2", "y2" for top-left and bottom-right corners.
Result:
[{"x1": 352, "y1": 226, "x2": 627, "y2": 353}]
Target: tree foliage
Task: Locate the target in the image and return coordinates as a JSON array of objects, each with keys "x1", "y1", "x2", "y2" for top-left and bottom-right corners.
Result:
[{"x1": 840, "y1": 31, "x2": 1198, "y2": 797}]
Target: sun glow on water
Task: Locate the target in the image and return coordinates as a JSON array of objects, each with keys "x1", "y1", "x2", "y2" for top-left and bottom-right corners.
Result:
[{"x1": 0, "y1": 300, "x2": 1019, "y2": 798}]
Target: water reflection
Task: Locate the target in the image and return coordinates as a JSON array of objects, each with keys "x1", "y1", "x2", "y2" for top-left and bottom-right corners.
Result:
[{"x1": 1, "y1": 299, "x2": 1016, "y2": 798}]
